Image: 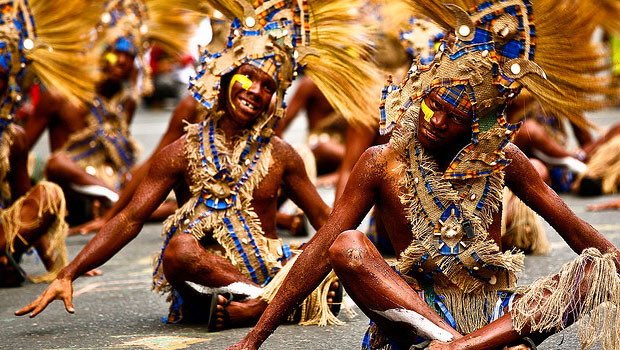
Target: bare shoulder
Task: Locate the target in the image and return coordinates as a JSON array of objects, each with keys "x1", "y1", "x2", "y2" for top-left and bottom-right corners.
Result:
[
  {"x1": 363, "y1": 143, "x2": 393, "y2": 167},
  {"x1": 39, "y1": 88, "x2": 66, "y2": 110},
  {"x1": 270, "y1": 136, "x2": 303, "y2": 167},
  {"x1": 172, "y1": 95, "x2": 200, "y2": 127},
  {"x1": 503, "y1": 142, "x2": 538, "y2": 190},
  {"x1": 9, "y1": 124, "x2": 27, "y2": 156},
  {"x1": 350, "y1": 143, "x2": 392, "y2": 182},
  {"x1": 503, "y1": 143, "x2": 529, "y2": 173},
  {"x1": 149, "y1": 135, "x2": 189, "y2": 175}
]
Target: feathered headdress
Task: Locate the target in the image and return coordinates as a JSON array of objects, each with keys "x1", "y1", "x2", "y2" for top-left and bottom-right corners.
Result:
[
  {"x1": 188, "y1": 0, "x2": 380, "y2": 133},
  {"x1": 382, "y1": 0, "x2": 611, "y2": 179},
  {"x1": 399, "y1": 17, "x2": 445, "y2": 65},
  {"x1": 92, "y1": 0, "x2": 198, "y2": 96},
  {"x1": 0, "y1": 0, "x2": 102, "y2": 119}
]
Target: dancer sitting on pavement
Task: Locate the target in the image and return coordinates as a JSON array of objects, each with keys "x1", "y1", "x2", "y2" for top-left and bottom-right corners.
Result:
[
  {"x1": 23, "y1": 0, "x2": 196, "y2": 224},
  {"x1": 0, "y1": 0, "x2": 103, "y2": 286},
  {"x1": 226, "y1": 1, "x2": 620, "y2": 349},
  {"x1": 16, "y1": 0, "x2": 381, "y2": 330}
]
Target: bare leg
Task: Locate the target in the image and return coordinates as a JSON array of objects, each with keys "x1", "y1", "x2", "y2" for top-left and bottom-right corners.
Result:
[
  {"x1": 513, "y1": 120, "x2": 572, "y2": 159},
  {"x1": 428, "y1": 260, "x2": 601, "y2": 349},
  {"x1": 45, "y1": 153, "x2": 118, "y2": 204},
  {"x1": 529, "y1": 158, "x2": 550, "y2": 185},
  {"x1": 312, "y1": 140, "x2": 345, "y2": 175},
  {"x1": 583, "y1": 122, "x2": 620, "y2": 158},
  {"x1": 587, "y1": 197, "x2": 620, "y2": 211},
  {"x1": 328, "y1": 230, "x2": 462, "y2": 346},
  {"x1": 0, "y1": 184, "x2": 64, "y2": 285},
  {"x1": 161, "y1": 234, "x2": 267, "y2": 328}
]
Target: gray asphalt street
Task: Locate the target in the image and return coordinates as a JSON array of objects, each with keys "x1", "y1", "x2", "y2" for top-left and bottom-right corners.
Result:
[{"x1": 2, "y1": 102, "x2": 619, "y2": 350}]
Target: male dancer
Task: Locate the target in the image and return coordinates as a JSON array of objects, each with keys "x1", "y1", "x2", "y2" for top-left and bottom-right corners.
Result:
[
  {"x1": 17, "y1": 0, "x2": 379, "y2": 330},
  {"x1": 228, "y1": 1, "x2": 620, "y2": 349},
  {"x1": 0, "y1": 0, "x2": 102, "y2": 285}
]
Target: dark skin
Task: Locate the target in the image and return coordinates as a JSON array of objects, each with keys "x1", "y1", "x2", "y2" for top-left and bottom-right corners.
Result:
[
  {"x1": 226, "y1": 89, "x2": 620, "y2": 350},
  {"x1": 275, "y1": 76, "x2": 345, "y2": 177},
  {"x1": 16, "y1": 64, "x2": 334, "y2": 329},
  {"x1": 69, "y1": 94, "x2": 200, "y2": 235},
  {"x1": 0, "y1": 125, "x2": 63, "y2": 284},
  {"x1": 24, "y1": 50, "x2": 137, "y2": 201}
]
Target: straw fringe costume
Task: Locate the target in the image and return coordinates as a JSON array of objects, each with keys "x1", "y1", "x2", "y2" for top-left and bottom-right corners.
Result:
[
  {"x1": 0, "y1": 0, "x2": 102, "y2": 284},
  {"x1": 59, "y1": 90, "x2": 139, "y2": 191},
  {"x1": 580, "y1": 134, "x2": 620, "y2": 195},
  {"x1": 151, "y1": 0, "x2": 379, "y2": 325},
  {"x1": 362, "y1": 0, "x2": 620, "y2": 348},
  {"x1": 58, "y1": 0, "x2": 198, "y2": 190}
]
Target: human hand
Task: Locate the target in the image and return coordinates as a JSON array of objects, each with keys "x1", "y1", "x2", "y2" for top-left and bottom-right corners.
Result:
[
  {"x1": 69, "y1": 217, "x2": 105, "y2": 235},
  {"x1": 225, "y1": 337, "x2": 260, "y2": 350},
  {"x1": 14, "y1": 277, "x2": 74, "y2": 317}
]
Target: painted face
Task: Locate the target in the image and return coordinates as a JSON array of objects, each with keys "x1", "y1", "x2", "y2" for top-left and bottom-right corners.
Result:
[
  {"x1": 102, "y1": 49, "x2": 135, "y2": 82},
  {"x1": 417, "y1": 89, "x2": 473, "y2": 151},
  {"x1": 225, "y1": 64, "x2": 277, "y2": 126}
]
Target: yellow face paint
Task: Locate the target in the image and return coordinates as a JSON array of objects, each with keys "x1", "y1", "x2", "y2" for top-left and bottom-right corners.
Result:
[
  {"x1": 229, "y1": 74, "x2": 253, "y2": 110},
  {"x1": 421, "y1": 100, "x2": 434, "y2": 122},
  {"x1": 105, "y1": 52, "x2": 118, "y2": 65}
]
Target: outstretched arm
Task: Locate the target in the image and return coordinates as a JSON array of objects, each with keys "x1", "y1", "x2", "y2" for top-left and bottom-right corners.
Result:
[
  {"x1": 15, "y1": 137, "x2": 188, "y2": 317},
  {"x1": 278, "y1": 138, "x2": 331, "y2": 230},
  {"x1": 505, "y1": 144, "x2": 620, "y2": 269},
  {"x1": 228, "y1": 146, "x2": 382, "y2": 350}
]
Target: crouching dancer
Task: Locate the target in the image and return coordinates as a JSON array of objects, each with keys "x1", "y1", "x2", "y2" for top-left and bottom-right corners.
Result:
[
  {"x1": 17, "y1": 0, "x2": 380, "y2": 330},
  {"x1": 227, "y1": 1, "x2": 620, "y2": 349},
  {"x1": 0, "y1": 0, "x2": 100, "y2": 286}
]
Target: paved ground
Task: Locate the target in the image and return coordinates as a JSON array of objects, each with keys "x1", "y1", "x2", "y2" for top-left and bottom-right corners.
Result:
[{"x1": 2, "y1": 98, "x2": 619, "y2": 349}]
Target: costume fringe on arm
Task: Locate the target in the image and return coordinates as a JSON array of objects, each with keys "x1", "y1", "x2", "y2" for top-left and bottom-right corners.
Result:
[
  {"x1": 501, "y1": 187, "x2": 549, "y2": 255},
  {"x1": 512, "y1": 248, "x2": 620, "y2": 350},
  {"x1": 259, "y1": 255, "x2": 343, "y2": 326},
  {"x1": 1, "y1": 181, "x2": 68, "y2": 283}
]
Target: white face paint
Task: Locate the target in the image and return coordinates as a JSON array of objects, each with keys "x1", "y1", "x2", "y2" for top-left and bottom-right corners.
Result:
[
  {"x1": 372, "y1": 308, "x2": 454, "y2": 342},
  {"x1": 69, "y1": 184, "x2": 119, "y2": 203},
  {"x1": 185, "y1": 281, "x2": 262, "y2": 301}
]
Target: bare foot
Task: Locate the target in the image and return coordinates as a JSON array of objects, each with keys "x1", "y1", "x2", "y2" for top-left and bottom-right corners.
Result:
[
  {"x1": 83, "y1": 269, "x2": 103, "y2": 277},
  {"x1": 587, "y1": 198, "x2": 620, "y2": 211},
  {"x1": 327, "y1": 280, "x2": 342, "y2": 315},
  {"x1": 213, "y1": 295, "x2": 268, "y2": 330},
  {"x1": 69, "y1": 217, "x2": 105, "y2": 235},
  {"x1": 427, "y1": 340, "x2": 452, "y2": 350}
]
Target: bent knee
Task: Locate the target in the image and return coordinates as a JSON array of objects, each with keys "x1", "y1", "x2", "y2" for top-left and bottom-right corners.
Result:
[
  {"x1": 44, "y1": 153, "x2": 69, "y2": 180},
  {"x1": 162, "y1": 234, "x2": 199, "y2": 270},
  {"x1": 328, "y1": 230, "x2": 368, "y2": 269},
  {"x1": 24, "y1": 181, "x2": 65, "y2": 212}
]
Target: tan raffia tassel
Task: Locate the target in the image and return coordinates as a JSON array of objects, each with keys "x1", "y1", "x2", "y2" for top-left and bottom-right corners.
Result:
[
  {"x1": 512, "y1": 248, "x2": 620, "y2": 350},
  {"x1": 259, "y1": 256, "x2": 344, "y2": 326},
  {"x1": 501, "y1": 188, "x2": 549, "y2": 255},
  {"x1": 1, "y1": 181, "x2": 69, "y2": 283},
  {"x1": 581, "y1": 135, "x2": 620, "y2": 195}
]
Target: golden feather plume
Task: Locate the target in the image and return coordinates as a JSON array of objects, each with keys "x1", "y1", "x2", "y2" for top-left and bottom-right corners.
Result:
[
  {"x1": 301, "y1": 0, "x2": 382, "y2": 129},
  {"x1": 582, "y1": 0, "x2": 620, "y2": 34},
  {"x1": 408, "y1": 0, "x2": 614, "y2": 129},
  {"x1": 144, "y1": 0, "x2": 202, "y2": 57},
  {"x1": 28, "y1": 0, "x2": 104, "y2": 105}
]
